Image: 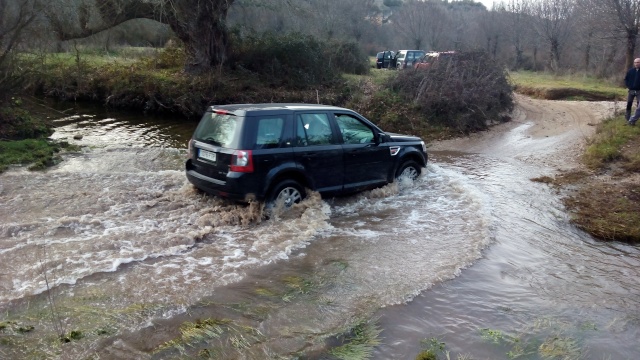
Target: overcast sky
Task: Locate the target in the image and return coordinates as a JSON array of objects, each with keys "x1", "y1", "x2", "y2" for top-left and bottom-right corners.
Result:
[{"x1": 479, "y1": 0, "x2": 500, "y2": 10}]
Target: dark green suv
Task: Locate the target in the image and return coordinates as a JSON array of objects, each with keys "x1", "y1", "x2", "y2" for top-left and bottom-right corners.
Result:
[{"x1": 186, "y1": 104, "x2": 428, "y2": 206}]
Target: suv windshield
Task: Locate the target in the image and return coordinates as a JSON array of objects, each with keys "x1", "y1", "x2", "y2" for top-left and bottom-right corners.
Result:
[{"x1": 193, "y1": 112, "x2": 239, "y2": 147}]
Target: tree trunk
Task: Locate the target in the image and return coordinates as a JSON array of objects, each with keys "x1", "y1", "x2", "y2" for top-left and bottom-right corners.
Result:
[
  {"x1": 492, "y1": 35, "x2": 498, "y2": 57},
  {"x1": 549, "y1": 39, "x2": 559, "y2": 72},
  {"x1": 164, "y1": 1, "x2": 232, "y2": 73},
  {"x1": 47, "y1": 0, "x2": 234, "y2": 73},
  {"x1": 584, "y1": 43, "x2": 590, "y2": 73},
  {"x1": 626, "y1": 28, "x2": 638, "y2": 71},
  {"x1": 515, "y1": 47, "x2": 523, "y2": 70}
]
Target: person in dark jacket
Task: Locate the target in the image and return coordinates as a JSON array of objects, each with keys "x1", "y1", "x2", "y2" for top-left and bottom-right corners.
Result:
[{"x1": 625, "y1": 58, "x2": 640, "y2": 124}]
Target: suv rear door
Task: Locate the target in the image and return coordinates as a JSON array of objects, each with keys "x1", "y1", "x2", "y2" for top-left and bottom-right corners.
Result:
[
  {"x1": 293, "y1": 112, "x2": 344, "y2": 193},
  {"x1": 190, "y1": 111, "x2": 244, "y2": 184},
  {"x1": 333, "y1": 112, "x2": 392, "y2": 191}
]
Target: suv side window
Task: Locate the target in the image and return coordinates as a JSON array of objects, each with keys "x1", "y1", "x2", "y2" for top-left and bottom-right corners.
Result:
[
  {"x1": 296, "y1": 113, "x2": 334, "y2": 146},
  {"x1": 255, "y1": 116, "x2": 285, "y2": 149},
  {"x1": 335, "y1": 114, "x2": 375, "y2": 144}
]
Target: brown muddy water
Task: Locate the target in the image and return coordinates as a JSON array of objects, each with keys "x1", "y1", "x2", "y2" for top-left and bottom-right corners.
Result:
[{"x1": 0, "y1": 104, "x2": 639, "y2": 360}]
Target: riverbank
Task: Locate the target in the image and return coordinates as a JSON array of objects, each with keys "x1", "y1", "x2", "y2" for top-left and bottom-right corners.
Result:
[{"x1": 430, "y1": 94, "x2": 640, "y2": 244}]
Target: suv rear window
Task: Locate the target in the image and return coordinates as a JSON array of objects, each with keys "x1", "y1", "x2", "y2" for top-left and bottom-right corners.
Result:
[{"x1": 193, "y1": 112, "x2": 239, "y2": 148}]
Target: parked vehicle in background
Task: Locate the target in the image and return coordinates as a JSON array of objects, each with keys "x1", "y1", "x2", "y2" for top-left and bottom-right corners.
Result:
[
  {"x1": 186, "y1": 104, "x2": 428, "y2": 207},
  {"x1": 393, "y1": 50, "x2": 426, "y2": 69},
  {"x1": 415, "y1": 51, "x2": 457, "y2": 69},
  {"x1": 376, "y1": 50, "x2": 395, "y2": 69}
]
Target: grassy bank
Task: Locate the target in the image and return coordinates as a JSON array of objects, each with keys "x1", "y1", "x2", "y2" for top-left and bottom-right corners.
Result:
[
  {"x1": 26, "y1": 48, "x2": 481, "y2": 143},
  {"x1": 510, "y1": 71, "x2": 625, "y2": 101},
  {"x1": 0, "y1": 139, "x2": 73, "y2": 172},
  {"x1": 550, "y1": 117, "x2": 640, "y2": 243}
]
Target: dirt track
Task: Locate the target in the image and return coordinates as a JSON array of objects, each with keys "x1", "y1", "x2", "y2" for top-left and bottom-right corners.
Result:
[{"x1": 429, "y1": 94, "x2": 619, "y2": 171}]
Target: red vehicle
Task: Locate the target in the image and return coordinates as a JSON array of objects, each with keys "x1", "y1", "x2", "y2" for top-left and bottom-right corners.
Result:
[{"x1": 415, "y1": 51, "x2": 457, "y2": 69}]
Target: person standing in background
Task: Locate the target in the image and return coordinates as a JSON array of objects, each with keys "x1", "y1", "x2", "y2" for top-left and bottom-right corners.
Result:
[{"x1": 624, "y1": 58, "x2": 640, "y2": 125}]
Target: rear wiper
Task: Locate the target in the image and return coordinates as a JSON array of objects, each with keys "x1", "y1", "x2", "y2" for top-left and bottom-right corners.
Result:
[{"x1": 202, "y1": 137, "x2": 222, "y2": 146}]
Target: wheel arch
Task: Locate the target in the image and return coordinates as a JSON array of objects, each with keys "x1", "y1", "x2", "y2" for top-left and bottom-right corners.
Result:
[
  {"x1": 263, "y1": 168, "x2": 310, "y2": 200},
  {"x1": 395, "y1": 149, "x2": 427, "y2": 173}
]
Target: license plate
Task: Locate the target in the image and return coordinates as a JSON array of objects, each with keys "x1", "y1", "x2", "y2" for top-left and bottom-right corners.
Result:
[{"x1": 198, "y1": 149, "x2": 217, "y2": 162}]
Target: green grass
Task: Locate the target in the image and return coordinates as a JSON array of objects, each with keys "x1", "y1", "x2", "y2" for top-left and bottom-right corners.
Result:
[
  {"x1": 328, "y1": 319, "x2": 382, "y2": 360},
  {"x1": 0, "y1": 139, "x2": 63, "y2": 172},
  {"x1": 582, "y1": 116, "x2": 640, "y2": 169},
  {"x1": 510, "y1": 71, "x2": 626, "y2": 100},
  {"x1": 21, "y1": 46, "x2": 164, "y2": 67},
  {"x1": 558, "y1": 117, "x2": 640, "y2": 242}
]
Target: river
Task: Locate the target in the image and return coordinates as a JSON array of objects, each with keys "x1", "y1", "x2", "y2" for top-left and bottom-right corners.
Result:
[{"x1": 0, "y1": 99, "x2": 638, "y2": 359}]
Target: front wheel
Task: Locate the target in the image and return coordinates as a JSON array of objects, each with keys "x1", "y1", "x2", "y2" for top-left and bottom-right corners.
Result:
[
  {"x1": 396, "y1": 160, "x2": 421, "y2": 181},
  {"x1": 268, "y1": 179, "x2": 305, "y2": 208}
]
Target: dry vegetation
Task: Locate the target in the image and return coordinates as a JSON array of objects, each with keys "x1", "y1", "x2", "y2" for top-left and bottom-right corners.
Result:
[{"x1": 538, "y1": 118, "x2": 640, "y2": 243}]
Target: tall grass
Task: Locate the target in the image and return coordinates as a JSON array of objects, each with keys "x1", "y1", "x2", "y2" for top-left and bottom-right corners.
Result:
[{"x1": 582, "y1": 116, "x2": 640, "y2": 169}]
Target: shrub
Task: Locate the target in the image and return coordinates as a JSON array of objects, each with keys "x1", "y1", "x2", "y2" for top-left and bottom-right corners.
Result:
[
  {"x1": 388, "y1": 50, "x2": 514, "y2": 133},
  {"x1": 325, "y1": 39, "x2": 370, "y2": 75},
  {"x1": 0, "y1": 101, "x2": 53, "y2": 140},
  {"x1": 229, "y1": 32, "x2": 360, "y2": 88}
]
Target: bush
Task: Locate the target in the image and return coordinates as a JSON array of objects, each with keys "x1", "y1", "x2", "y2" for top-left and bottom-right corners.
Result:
[
  {"x1": 229, "y1": 32, "x2": 365, "y2": 88},
  {"x1": 326, "y1": 40, "x2": 370, "y2": 75},
  {"x1": 388, "y1": 50, "x2": 514, "y2": 133},
  {"x1": 0, "y1": 101, "x2": 53, "y2": 140}
]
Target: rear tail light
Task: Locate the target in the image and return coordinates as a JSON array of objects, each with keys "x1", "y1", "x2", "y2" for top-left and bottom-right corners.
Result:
[{"x1": 230, "y1": 150, "x2": 254, "y2": 172}]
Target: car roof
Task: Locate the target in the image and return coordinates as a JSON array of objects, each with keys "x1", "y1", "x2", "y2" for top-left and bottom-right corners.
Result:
[{"x1": 207, "y1": 103, "x2": 351, "y2": 116}]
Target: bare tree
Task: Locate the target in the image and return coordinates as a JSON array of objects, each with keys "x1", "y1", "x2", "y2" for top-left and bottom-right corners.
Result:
[
  {"x1": 593, "y1": 0, "x2": 640, "y2": 70},
  {"x1": 447, "y1": 2, "x2": 485, "y2": 51},
  {"x1": 478, "y1": 5, "x2": 505, "y2": 57},
  {"x1": 0, "y1": 0, "x2": 41, "y2": 101},
  {"x1": 391, "y1": 0, "x2": 431, "y2": 49},
  {"x1": 571, "y1": 0, "x2": 612, "y2": 72},
  {"x1": 498, "y1": 0, "x2": 531, "y2": 69},
  {"x1": 529, "y1": 0, "x2": 576, "y2": 71},
  {"x1": 422, "y1": 1, "x2": 451, "y2": 51},
  {"x1": 45, "y1": 0, "x2": 235, "y2": 73}
]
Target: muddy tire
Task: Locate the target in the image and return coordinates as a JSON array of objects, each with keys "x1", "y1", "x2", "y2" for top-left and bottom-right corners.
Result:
[
  {"x1": 268, "y1": 179, "x2": 305, "y2": 208},
  {"x1": 396, "y1": 160, "x2": 421, "y2": 180}
]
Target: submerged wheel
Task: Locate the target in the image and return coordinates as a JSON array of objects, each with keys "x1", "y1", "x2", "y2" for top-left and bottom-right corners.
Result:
[
  {"x1": 269, "y1": 179, "x2": 305, "y2": 208},
  {"x1": 396, "y1": 160, "x2": 421, "y2": 180}
]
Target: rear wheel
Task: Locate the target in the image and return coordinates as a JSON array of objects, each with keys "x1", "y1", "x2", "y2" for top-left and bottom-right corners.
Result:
[
  {"x1": 396, "y1": 160, "x2": 421, "y2": 180},
  {"x1": 268, "y1": 179, "x2": 305, "y2": 208}
]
